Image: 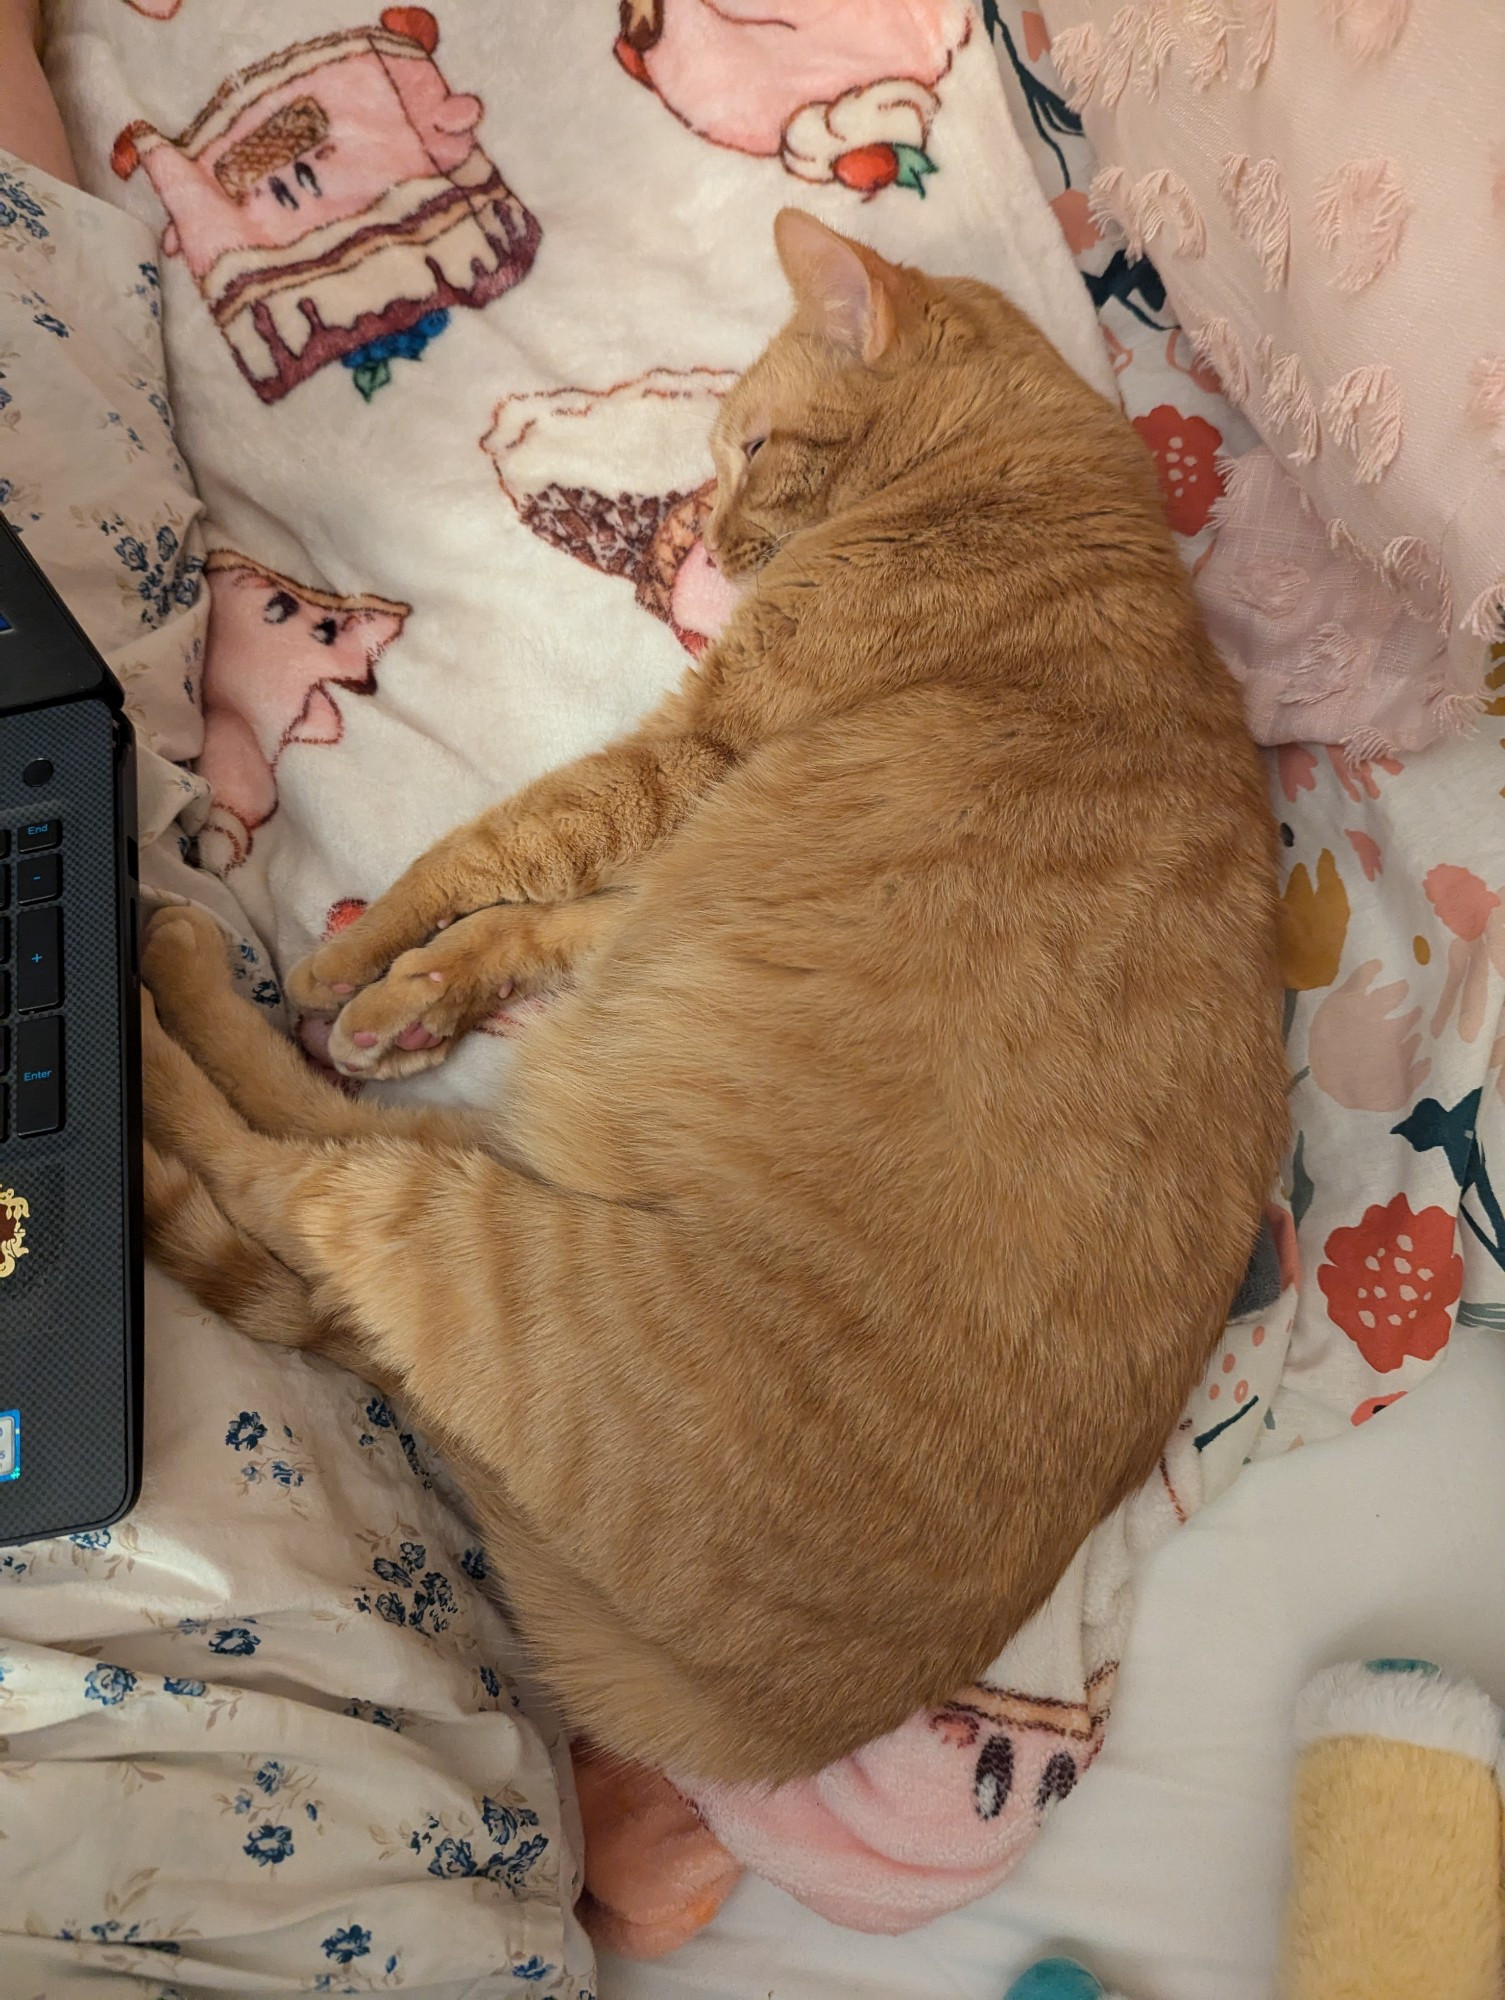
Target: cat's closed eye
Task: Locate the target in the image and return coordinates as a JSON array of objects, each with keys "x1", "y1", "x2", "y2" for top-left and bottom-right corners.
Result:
[{"x1": 744, "y1": 436, "x2": 767, "y2": 461}]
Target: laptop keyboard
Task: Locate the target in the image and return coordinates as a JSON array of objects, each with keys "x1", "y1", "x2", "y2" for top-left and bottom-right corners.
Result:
[{"x1": 2, "y1": 817, "x2": 64, "y2": 1139}]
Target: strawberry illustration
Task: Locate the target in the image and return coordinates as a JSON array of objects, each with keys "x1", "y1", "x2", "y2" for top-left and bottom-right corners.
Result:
[{"x1": 834, "y1": 142, "x2": 935, "y2": 198}]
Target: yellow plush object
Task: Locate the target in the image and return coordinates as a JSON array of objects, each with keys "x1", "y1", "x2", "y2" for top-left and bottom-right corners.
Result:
[{"x1": 1281, "y1": 1662, "x2": 1505, "y2": 2000}]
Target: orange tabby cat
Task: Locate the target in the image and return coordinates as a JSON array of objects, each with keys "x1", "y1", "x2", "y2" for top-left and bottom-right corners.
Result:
[{"x1": 142, "y1": 209, "x2": 1286, "y2": 1786}]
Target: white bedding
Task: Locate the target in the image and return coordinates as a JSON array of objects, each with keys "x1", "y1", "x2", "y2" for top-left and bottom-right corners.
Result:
[{"x1": 605, "y1": 1332, "x2": 1505, "y2": 1999}]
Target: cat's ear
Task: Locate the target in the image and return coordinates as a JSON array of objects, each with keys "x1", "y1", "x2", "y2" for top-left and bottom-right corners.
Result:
[{"x1": 773, "y1": 209, "x2": 899, "y2": 365}]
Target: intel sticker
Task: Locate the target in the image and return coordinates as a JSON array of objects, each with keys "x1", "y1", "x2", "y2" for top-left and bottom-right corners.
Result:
[{"x1": 0, "y1": 1409, "x2": 19, "y2": 1481}]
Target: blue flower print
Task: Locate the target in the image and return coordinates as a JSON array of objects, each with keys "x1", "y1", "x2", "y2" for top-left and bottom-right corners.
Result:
[
  {"x1": 364, "y1": 1396, "x2": 396, "y2": 1431},
  {"x1": 479, "y1": 1666, "x2": 501, "y2": 1699},
  {"x1": 491, "y1": 1835, "x2": 549, "y2": 1891},
  {"x1": 461, "y1": 1546, "x2": 487, "y2": 1581},
  {"x1": 427, "y1": 1837, "x2": 477, "y2": 1879},
  {"x1": 375, "y1": 1592, "x2": 406, "y2": 1627},
  {"x1": 399, "y1": 1541, "x2": 426, "y2": 1570},
  {"x1": 372, "y1": 1559, "x2": 409, "y2": 1586},
  {"x1": 305, "y1": 1802, "x2": 319, "y2": 1821},
  {"x1": 85, "y1": 1921, "x2": 178, "y2": 1952},
  {"x1": 177, "y1": 1618, "x2": 209, "y2": 1635},
  {"x1": 32, "y1": 309, "x2": 68, "y2": 338},
  {"x1": 254, "y1": 1760, "x2": 285, "y2": 1795},
  {"x1": 243, "y1": 1823, "x2": 293, "y2": 1866},
  {"x1": 69, "y1": 1529, "x2": 112, "y2": 1550},
  {"x1": 321, "y1": 1925, "x2": 371, "y2": 1966},
  {"x1": 208, "y1": 1627, "x2": 259, "y2": 1657},
  {"x1": 251, "y1": 979, "x2": 280, "y2": 1007},
  {"x1": 269, "y1": 1461, "x2": 303, "y2": 1489},
  {"x1": 231, "y1": 1791, "x2": 253, "y2": 1815},
  {"x1": 482, "y1": 1797, "x2": 539, "y2": 1845},
  {"x1": 343, "y1": 1699, "x2": 401, "y2": 1731},
  {"x1": 97, "y1": 515, "x2": 203, "y2": 630},
  {"x1": 512, "y1": 1959, "x2": 552, "y2": 1982},
  {"x1": 162, "y1": 1677, "x2": 206, "y2": 1697},
  {"x1": 226, "y1": 1412, "x2": 266, "y2": 1451},
  {"x1": 0, "y1": 169, "x2": 49, "y2": 240},
  {"x1": 84, "y1": 1663, "x2": 137, "y2": 1707},
  {"x1": 410, "y1": 1571, "x2": 456, "y2": 1634}
]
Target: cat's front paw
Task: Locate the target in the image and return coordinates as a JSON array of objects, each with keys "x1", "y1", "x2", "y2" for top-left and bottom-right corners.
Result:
[
  {"x1": 324, "y1": 939, "x2": 499, "y2": 1080},
  {"x1": 286, "y1": 900, "x2": 449, "y2": 1015}
]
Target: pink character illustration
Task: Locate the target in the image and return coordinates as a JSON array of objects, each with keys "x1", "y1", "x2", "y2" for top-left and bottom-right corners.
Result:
[
  {"x1": 112, "y1": 8, "x2": 539, "y2": 401},
  {"x1": 196, "y1": 552, "x2": 409, "y2": 873},
  {"x1": 615, "y1": 0, "x2": 972, "y2": 196},
  {"x1": 482, "y1": 369, "x2": 743, "y2": 657}
]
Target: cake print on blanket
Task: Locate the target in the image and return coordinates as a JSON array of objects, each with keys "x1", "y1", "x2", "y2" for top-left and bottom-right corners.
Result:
[
  {"x1": 482, "y1": 370, "x2": 743, "y2": 657},
  {"x1": 110, "y1": 8, "x2": 540, "y2": 401},
  {"x1": 196, "y1": 552, "x2": 409, "y2": 874},
  {"x1": 615, "y1": 0, "x2": 972, "y2": 197}
]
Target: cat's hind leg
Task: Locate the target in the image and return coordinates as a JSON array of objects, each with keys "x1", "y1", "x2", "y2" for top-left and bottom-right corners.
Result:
[{"x1": 143, "y1": 1137, "x2": 377, "y2": 1380}]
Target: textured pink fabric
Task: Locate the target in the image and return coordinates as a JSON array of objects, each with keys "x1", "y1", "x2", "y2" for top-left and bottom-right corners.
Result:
[
  {"x1": 1044, "y1": 0, "x2": 1505, "y2": 753},
  {"x1": 1200, "y1": 448, "x2": 1452, "y2": 755}
]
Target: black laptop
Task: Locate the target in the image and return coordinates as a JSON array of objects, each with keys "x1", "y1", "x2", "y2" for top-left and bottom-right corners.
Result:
[{"x1": 0, "y1": 514, "x2": 143, "y2": 1546}]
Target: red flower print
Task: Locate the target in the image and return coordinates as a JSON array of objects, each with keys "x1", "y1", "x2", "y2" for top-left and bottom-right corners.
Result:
[
  {"x1": 1318, "y1": 1197, "x2": 1461, "y2": 1372},
  {"x1": 324, "y1": 897, "x2": 368, "y2": 940},
  {"x1": 1131, "y1": 406, "x2": 1225, "y2": 536},
  {"x1": 1351, "y1": 1392, "x2": 1406, "y2": 1426}
]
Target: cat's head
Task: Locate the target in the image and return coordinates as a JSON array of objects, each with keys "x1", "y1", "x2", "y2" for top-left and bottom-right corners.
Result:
[{"x1": 706, "y1": 209, "x2": 1066, "y2": 579}]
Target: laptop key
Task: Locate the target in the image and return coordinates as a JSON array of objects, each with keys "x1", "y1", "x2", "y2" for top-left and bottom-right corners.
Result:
[
  {"x1": 17, "y1": 820, "x2": 58, "y2": 852},
  {"x1": 16, "y1": 908, "x2": 60, "y2": 1012},
  {"x1": 15, "y1": 1017, "x2": 62, "y2": 1135},
  {"x1": 17, "y1": 854, "x2": 59, "y2": 904}
]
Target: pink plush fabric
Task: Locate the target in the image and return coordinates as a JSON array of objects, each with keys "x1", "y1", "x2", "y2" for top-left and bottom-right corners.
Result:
[{"x1": 1042, "y1": 0, "x2": 1505, "y2": 754}]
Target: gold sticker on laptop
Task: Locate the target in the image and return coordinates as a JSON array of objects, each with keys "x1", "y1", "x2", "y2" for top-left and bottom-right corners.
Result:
[{"x1": 0, "y1": 1190, "x2": 30, "y2": 1279}]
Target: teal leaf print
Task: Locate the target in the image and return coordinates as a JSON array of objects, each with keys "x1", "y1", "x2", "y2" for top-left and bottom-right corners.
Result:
[
  {"x1": 1290, "y1": 1131, "x2": 1314, "y2": 1229},
  {"x1": 891, "y1": 144, "x2": 936, "y2": 196}
]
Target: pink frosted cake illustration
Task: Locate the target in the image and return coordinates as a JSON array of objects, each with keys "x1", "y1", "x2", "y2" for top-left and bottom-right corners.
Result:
[
  {"x1": 196, "y1": 551, "x2": 409, "y2": 873},
  {"x1": 615, "y1": 0, "x2": 971, "y2": 196},
  {"x1": 112, "y1": 8, "x2": 540, "y2": 401},
  {"x1": 482, "y1": 368, "x2": 743, "y2": 656}
]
